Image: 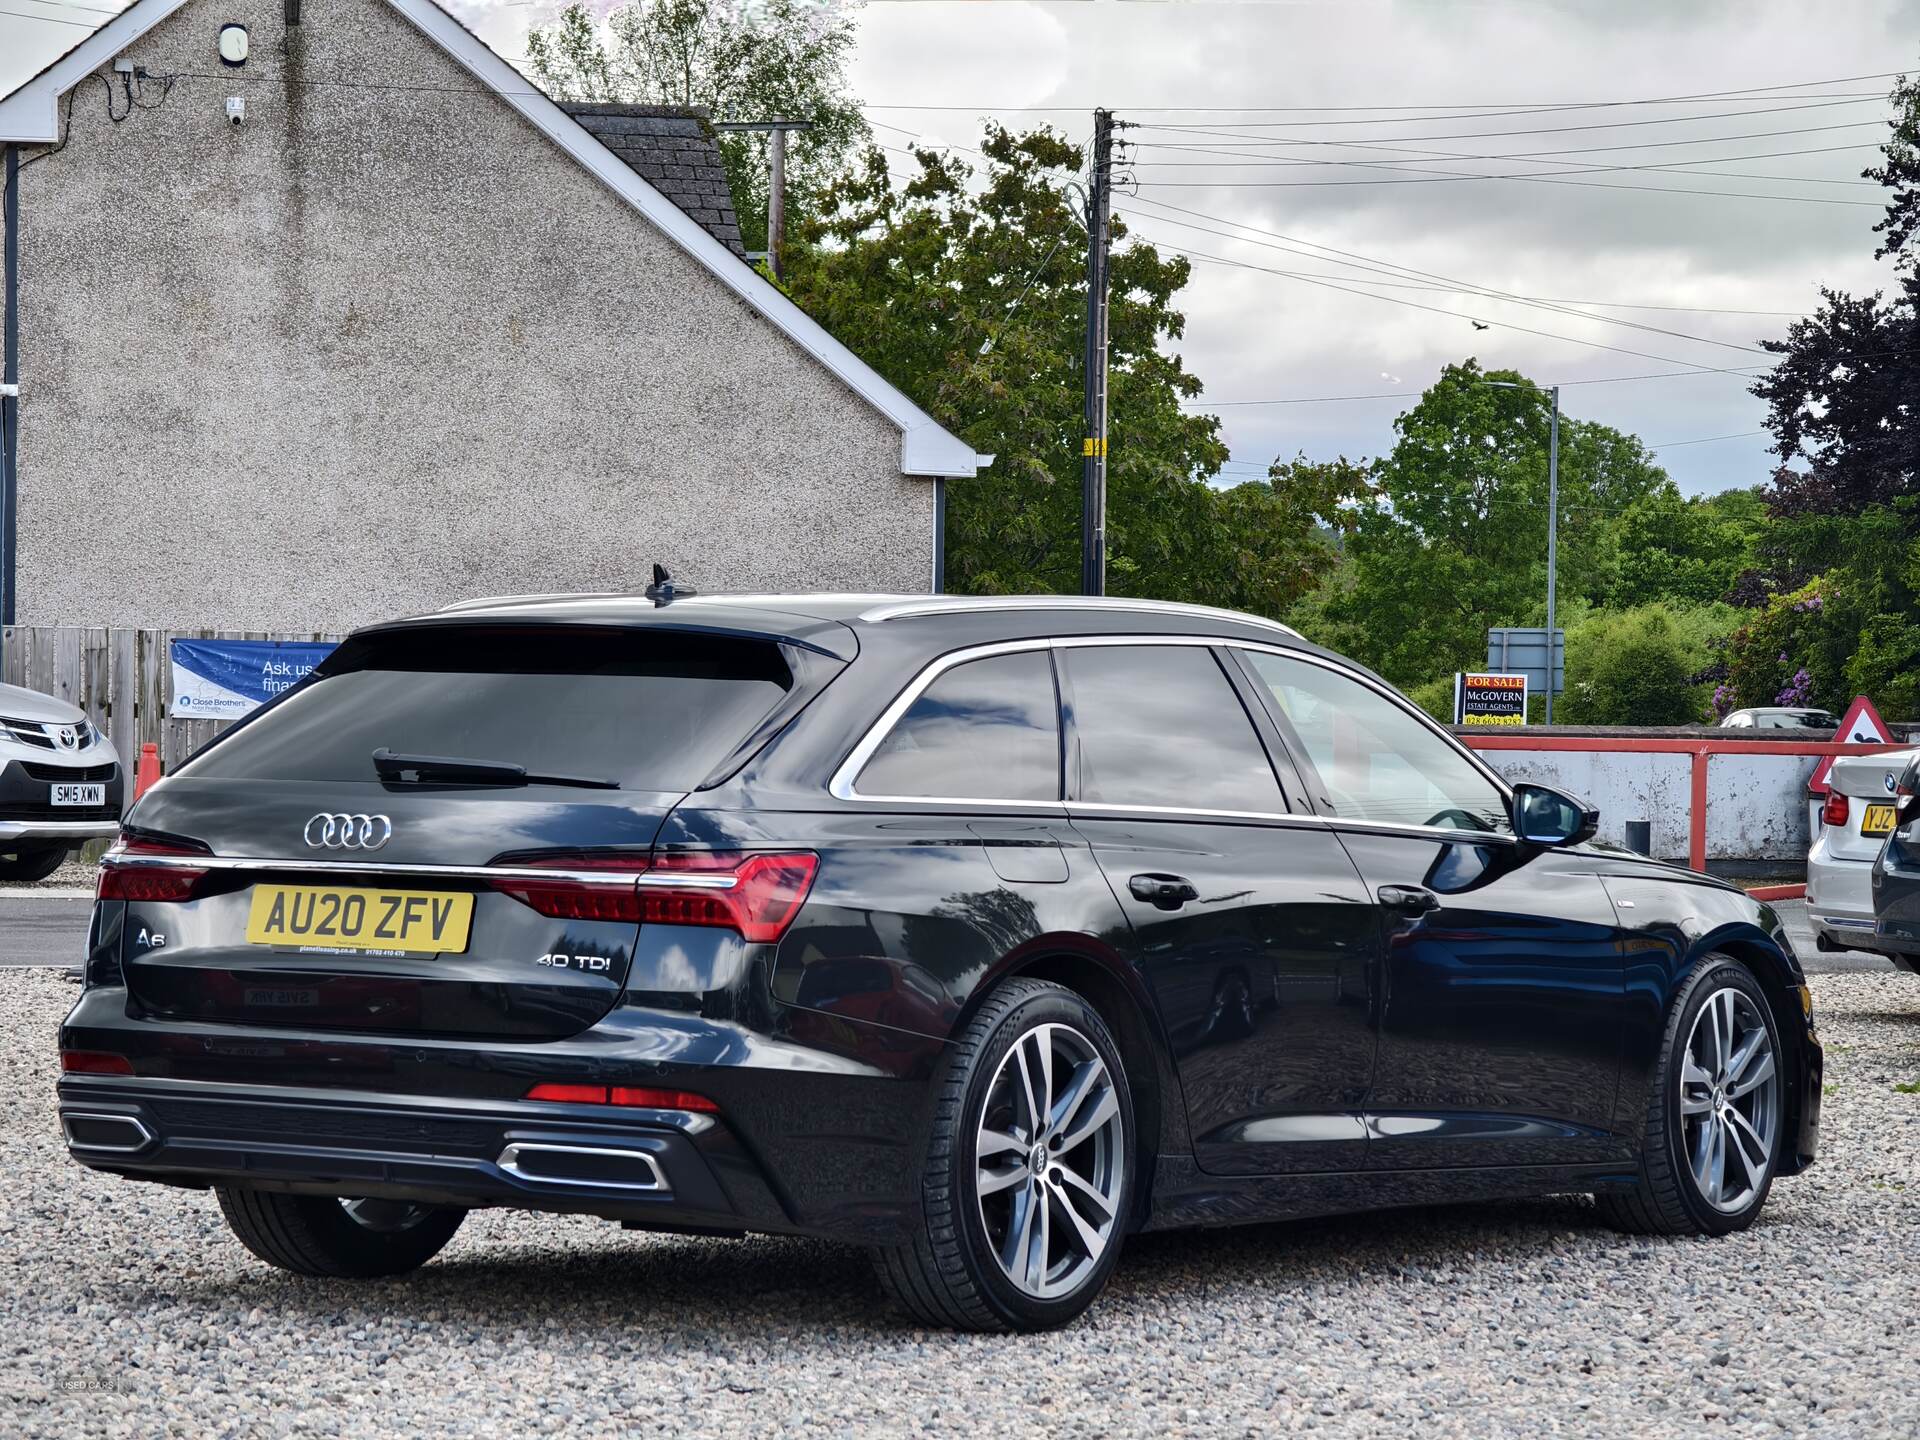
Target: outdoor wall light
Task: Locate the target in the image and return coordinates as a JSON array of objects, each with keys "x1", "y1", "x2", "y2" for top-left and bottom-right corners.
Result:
[{"x1": 218, "y1": 24, "x2": 249, "y2": 67}]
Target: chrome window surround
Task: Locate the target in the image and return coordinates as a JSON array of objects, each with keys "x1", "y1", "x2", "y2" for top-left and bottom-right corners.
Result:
[
  {"x1": 96, "y1": 855, "x2": 740, "y2": 888},
  {"x1": 828, "y1": 634, "x2": 1516, "y2": 845}
]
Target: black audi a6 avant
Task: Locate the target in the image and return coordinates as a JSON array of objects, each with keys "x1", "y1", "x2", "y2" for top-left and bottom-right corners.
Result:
[{"x1": 59, "y1": 593, "x2": 1821, "y2": 1330}]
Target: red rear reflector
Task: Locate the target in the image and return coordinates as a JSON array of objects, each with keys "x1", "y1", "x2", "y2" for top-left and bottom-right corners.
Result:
[
  {"x1": 524, "y1": 1082, "x2": 718, "y2": 1112},
  {"x1": 97, "y1": 835, "x2": 214, "y2": 903},
  {"x1": 610, "y1": 1086, "x2": 719, "y2": 1113},
  {"x1": 492, "y1": 851, "x2": 818, "y2": 942},
  {"x1": 1822, "y1": 792, "x2": 1851, "y2": 829},
  {"x1": 60, "y1": 1050, "x2": 133, "y2": 1075},
  {"x1": 523, "y1": 1082, "x2": 608, "y2": 1104}
]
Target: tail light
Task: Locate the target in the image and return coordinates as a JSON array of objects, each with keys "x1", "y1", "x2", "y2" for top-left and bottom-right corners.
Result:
[
  {"x1": 492, "y1": 851, "x2": 818, "y2": 943},
  {"x1": 96, "y1": 833, "x2": 213, "y2": 903},
  {"x1": 488, "y1": 855, "x2": 653, "y2": 923},
  {"x1": 1822, "y1": 792, "x2": 1851, "y2": 829},
  {"x1": 524, "y1": 1082, "x2": 717, "y2": 1112}
]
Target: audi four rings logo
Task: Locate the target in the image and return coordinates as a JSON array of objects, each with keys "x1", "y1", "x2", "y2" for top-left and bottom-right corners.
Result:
[{"x1": 304, "y1": 813, "x2": 394, "y2": 850}]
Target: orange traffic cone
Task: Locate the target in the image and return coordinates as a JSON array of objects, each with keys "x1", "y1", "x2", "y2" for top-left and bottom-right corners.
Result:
[{"x1": 133, "y1": 742, "x2": 162, "y2": 800}]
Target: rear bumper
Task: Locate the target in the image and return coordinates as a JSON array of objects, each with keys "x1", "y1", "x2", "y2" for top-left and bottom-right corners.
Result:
[
  {"x1": 0, "y1": 817, "x2": 119, "y2": 844},
  {"x1": 58, "y1": 984, "x2": 944, "y2": 1243},
  {"x1": 58, "y1": 1074, "x2": 778, "y2": 1232},
  {"x1": 0, "y1": 755, "x2": 124, "y2": 844}
]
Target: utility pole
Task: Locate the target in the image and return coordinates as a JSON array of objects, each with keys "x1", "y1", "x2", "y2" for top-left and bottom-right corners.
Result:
[
  {"x1": 768, "y1": 125, "x2": 787, "y2": 279},
  {"x1": 712, "y1": 120, "x2": 811, "y2": 282},
  {"x1": 1544, "y1": 383, "x2": 1560, "y2": 724},
  {"x1": 1476, "y1": 376, "x2": 1562, "y2": 721},
  {"x1": 1080, "y1": 108, "x2": 1115, "y2": 597}
]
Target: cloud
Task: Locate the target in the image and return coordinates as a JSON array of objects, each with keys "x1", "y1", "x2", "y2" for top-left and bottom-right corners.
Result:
[{"x1": 3, "y1": 0, "x2": 1905, "y2": 495}]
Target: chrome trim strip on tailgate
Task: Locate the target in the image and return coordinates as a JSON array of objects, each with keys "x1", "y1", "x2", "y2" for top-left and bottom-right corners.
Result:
[{"x1": 97, "y1": 856, "x2": 739, "y2": 889}]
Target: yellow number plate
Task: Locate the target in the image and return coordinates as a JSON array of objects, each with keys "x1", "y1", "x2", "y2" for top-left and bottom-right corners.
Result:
[
  {"x1": 245, "y1": 884, "x2": 474, "y2": 956},
  {"x1": 1862, "y1": 803, "x2": 1898, "y2": 837}
]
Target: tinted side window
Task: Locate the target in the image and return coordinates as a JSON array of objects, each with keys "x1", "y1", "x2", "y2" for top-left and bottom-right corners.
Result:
[
  {"x1": 1063, "y1": 645, "x2": 1285, "y2": 813},
  {"x1": 1243, "y1": 651, "x2": 1509, "y2": 834},
  {"x1": 856, "y1": 649, "x2": 1061, "y2": 800}
]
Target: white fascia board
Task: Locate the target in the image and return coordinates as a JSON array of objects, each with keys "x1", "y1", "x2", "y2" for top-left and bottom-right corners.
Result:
[
  {"x1": 0, "y1": 0, "x2": 192, "y2": 142},
  {"x1": 385, "y1": 0, "x2": 983, "y2": 480}
]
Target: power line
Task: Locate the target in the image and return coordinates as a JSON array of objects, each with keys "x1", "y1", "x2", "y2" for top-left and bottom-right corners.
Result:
[
  {"x1": 1132, "y1": 94, "x2": 1887, "y2": 143},
  {"x1": 1646, "y1": 429, "x2": 1770, "y2": 449},
  {"x1": 1123, "y1": 207, "x2": 1776, "y2": 356},
  {"x1": 1182, "y1": 367, "x2": 1775, "y2": 408},
  {"x1": 1130, "y1": 130, "x2": 1882, "y2": 167},
  {"x1": 1134, "y1": 231, "x2": 1781, "y2": 374},
  {"x1": 1167, "y1": 257, "x2": 1807, "y2": 316},
  {"x1": 858, "y1": 70, "x2": 1911, "y2": 117},
  {"x1": 1125, "y1": 140, "x2": 1882, "y2": 187},
  {"x1": 1135, "y1": 172, "x2": 1881, "y2": 206}
]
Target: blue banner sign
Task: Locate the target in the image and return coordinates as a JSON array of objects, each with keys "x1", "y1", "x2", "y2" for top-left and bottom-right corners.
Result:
[{"x1": 169, "y1": 638, "x2": 338, "y2": 720}]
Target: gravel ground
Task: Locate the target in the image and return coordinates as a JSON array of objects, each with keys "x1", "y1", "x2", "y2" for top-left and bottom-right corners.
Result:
[
  {"x1": 3, "y1": 969, "x2": 1916, "y2": 1439},
  {"x1": 0, "y1": 858, "x2": 98, "y2": 892}
]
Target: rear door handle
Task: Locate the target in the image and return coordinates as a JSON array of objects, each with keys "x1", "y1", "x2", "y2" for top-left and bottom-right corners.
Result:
[
  {"x1": 1130, "y1": 873, "x2": 1200, "y2": 910},
  {"x1": 1377, "y1": 884, "x2": 1440, "y2": 915}
]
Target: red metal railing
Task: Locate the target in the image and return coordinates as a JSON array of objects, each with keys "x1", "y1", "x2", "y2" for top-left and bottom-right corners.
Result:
[{"x1": 1459, "y1": 733, "x2": 1909, "y2": 873}]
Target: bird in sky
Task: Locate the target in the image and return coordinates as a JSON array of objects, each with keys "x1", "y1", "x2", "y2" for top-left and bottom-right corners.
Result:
[{"x1": 1471, "y1": 321, "x2": 1490, "y2": 331}]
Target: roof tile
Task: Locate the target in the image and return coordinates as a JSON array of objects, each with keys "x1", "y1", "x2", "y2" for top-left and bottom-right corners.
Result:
[{"x1": 559, "y1": 103, "x2": 747, "y2": 259}]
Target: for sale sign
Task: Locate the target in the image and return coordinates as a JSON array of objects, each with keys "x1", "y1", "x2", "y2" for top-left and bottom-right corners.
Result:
[{"x1": 1454, "y1": 672, "x2": 1529, "y2": 727}]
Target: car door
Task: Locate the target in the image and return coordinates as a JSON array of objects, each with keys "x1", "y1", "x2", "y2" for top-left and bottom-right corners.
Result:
[
  {"x1": 1233, "y1": 648, "x2": 1629, "y2": 1171},
  {"x1": 1057, "y1": 639, "x2": 1380, "y2": 1176}
]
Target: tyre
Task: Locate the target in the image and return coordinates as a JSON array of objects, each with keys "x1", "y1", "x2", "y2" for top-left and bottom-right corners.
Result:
[
  {"x1": 872, "y1": 977, "x2": 1135, "y2": 1331},
  {"x1": 1596, "y1": 955, "x2": 1784, "y2": 1236},
  {"x1": 215, "y1": 1188, "x2": 465, "y2": 1278},
  {"x1": 0, "y1": 844, "x2": 70, "y2": 883}
]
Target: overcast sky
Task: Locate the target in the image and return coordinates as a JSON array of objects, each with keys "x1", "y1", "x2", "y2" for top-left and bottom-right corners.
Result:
[{"x1": 6, "y1": 0, "x2": 1913, "y2": 495}]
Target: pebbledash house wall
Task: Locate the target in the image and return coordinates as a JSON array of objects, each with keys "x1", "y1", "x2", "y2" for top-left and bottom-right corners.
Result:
[{"x1": 11, "y1": 0, "x2": 933, "y2": 632}]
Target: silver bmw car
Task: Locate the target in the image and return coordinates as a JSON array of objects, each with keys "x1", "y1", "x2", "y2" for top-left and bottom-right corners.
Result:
[{"x1": 0, "y1": 682, "x2": 125, "y2": 881}]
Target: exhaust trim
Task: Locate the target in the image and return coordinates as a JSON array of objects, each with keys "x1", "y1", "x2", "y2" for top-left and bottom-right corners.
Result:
[
  {"x1": 61, "y1": 1112, "x2": 155, "y2": 1154},
  {"x1": 496, "y1": 1141, "x2": 667, "y2": 1191}
]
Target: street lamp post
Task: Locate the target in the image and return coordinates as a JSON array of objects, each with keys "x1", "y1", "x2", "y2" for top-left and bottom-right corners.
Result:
[{"x1": 1480, "y1": 379, "x2": 1561, "y2": 723}]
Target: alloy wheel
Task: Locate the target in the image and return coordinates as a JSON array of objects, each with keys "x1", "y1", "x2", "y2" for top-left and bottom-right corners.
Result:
[
  {"x1": 1679, "y1": 986, "x2": 1780, "y2": 1214},
  {"x1": 974, "y1": 1022, "x2": 1127, "y2": 1300}
]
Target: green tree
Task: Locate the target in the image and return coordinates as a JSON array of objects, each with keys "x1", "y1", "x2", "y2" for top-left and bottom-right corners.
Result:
[
  {"x1": 525, "y1": 0, "x2": 868, "y2": 254},
  {"x1": 783, "y1": 130, "x2": 1348, "y2": 611},
  {"x1": 1609, "y1": 486, "x2": 1767, "y2": 607},
  {"x1": 1320, "y1": 361, "x2": 1668, "y2": 687},
  {"x1": 1846, "y1": 614, "x2": 1920, "y2": 720}
]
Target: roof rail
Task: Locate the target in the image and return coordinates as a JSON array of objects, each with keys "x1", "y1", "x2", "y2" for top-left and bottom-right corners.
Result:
[{"x1": 858, "y1": 595, "x2": 1304, "y2": 640}]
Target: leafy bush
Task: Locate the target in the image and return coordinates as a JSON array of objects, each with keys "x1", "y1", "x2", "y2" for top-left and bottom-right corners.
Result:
[
  {"x1": 1557, "y1": 606, "x2": 1715, "y2": 725},
  {"x1": 1407, "y1": 676, "x2": 1457, "y2": 723}
]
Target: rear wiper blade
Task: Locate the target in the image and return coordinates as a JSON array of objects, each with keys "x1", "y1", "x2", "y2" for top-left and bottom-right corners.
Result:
[{"x1": 371, "y1": 748, "x2": 619, "y2": 790}]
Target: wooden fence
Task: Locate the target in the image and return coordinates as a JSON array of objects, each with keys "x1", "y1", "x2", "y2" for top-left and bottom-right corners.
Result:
[{"x1": 0, "y1": 627, "x2": 340, "y2": 772}]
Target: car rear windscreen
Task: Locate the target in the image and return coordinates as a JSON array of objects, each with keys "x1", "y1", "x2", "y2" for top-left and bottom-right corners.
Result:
[{"x1": 179, "y1": 627, "x2": 793, "y2": 792}]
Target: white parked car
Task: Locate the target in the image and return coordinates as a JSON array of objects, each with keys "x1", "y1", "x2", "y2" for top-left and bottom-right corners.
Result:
[
  {"x1": 1807, "y1": 746, "x2": 1919, "y2": 958},
  {"x1": 0, "y1": 681, "x2": 125, "y2": 881}
]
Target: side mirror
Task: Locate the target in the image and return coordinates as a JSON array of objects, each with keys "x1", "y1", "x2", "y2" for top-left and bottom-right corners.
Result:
[
  {"x1": 1512, "y1": 783, "x2": 1599, "y2": 848},
  {"x1": 1896, "y1": 758, "x2": 1920, "y2": 824}
]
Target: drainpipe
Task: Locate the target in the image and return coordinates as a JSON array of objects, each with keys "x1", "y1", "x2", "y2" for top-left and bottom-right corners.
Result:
[
  {"x1": 931, "y1": 477, "x2": 946, "y2": 594},
  {"x1": 2, "y1": 142, "x2": 19, "y2": 645}
]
